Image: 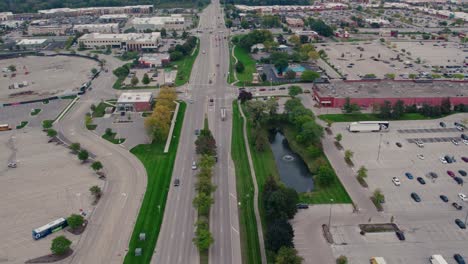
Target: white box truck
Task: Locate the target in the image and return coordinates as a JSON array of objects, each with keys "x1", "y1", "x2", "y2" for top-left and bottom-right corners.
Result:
[
  {"x1": 370, "y1": 257, "x2": 386, "y2": 264},
  {"x1": 430, "y1": 255, "x2": 448, "y2": 264},
  {"x1": 348, "y1": 122, "x2": 381, "y2": 132}
]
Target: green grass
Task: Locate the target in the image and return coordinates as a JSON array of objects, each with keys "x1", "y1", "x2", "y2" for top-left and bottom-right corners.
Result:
[
  {"x1": 102, "y1": 132, "x2": 125, "y2": 144},
  {"x1": 319, "y1": 113, "x2": 449, "y2": 123},
  {"x1": 232, "y1": 45, "x2": 256, "y2": 84},
  {"x1": 16, "y1": 121, "x2": 28, "y2": 129},
  {"x1": 168, "y1": 38, "x2": 200, "y2": 87},
  {"x1": 30, "y1": 109, "x2": 41, "y2": 116},
  {"x1": 86, "y1": 124, "x2": 97, "y2": 130},
  {"x1": 123, "y1": 102, "x2": 186, "y2": 264},
  {"x1": 142, "y1": 112, "x2": 152, "y2": 117},
  {"x1": 231, "y1": 101, "x2": 262, "y2": 264},
  {"x1": 92, "y1": 100, "x2": 116, "y2": 118}
]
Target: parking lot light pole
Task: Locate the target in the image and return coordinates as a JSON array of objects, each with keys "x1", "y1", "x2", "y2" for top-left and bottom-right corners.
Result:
[
  {"x1": 464, "y1": 208, "x2": 468, "y2": 226},
  {"x1": 377, "y1": 133, "x2": 383, "y2": 161},
  {"x1": 328, "y1": 198, "x2": 334, "y2": 228}
]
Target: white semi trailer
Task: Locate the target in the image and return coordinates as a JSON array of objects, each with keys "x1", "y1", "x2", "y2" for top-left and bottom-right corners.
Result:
[{"x1": 347, "y1": 122, "x2": 381, "y2": 132}]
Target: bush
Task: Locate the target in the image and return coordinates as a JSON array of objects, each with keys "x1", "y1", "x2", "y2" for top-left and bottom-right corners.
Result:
[
  {"x1": 67, "y1": 214, "x2": 84, "y2": 230},
  {"x1": 235, "y1": 61, "x2": 245, "y2": 73},
  {"x1": 336, "y1": 255, "x2": 348, "y2": 264}
]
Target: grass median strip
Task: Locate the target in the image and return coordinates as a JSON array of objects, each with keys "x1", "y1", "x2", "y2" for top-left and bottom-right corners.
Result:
[
  {"x1": 231, "y1": 101, "x2": 262, "y2": 264},
  {"x1": 123, "y1": 102, "x2": 186, "y2": 264},
  {"x1": 232, "y1": 45, "x2": 256, "y2": 84}
]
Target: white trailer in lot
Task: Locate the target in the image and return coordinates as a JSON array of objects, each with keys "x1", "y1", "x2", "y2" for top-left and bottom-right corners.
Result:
[
  {"x1": 347, "y1": 122, "x2": 381, "y2": 132},
  {"x1": 430, "y1": 255, "x2": 448, "y2": 264}
]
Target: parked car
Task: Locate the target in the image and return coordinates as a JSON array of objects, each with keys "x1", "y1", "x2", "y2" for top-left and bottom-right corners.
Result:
[
  {"x1": 395, "y1": 230, "x2": 405, "y2": 241},
  {"x1": 7, "y1": 162, "x2": 16, "y2": 168},
  {"x1": 448, "y1": 170, "x2": 456, "y2": 177},
  {"x1": 456, "y1": 126, "x2": 464, "y2": 131},
  {"x1": 459, "y1": 170, "x2": 467, "y2": 177},
  {"x1": 440, "y1": 157, "x2": 448, "y2": 164},
  {"x1": 454, "y1": 254, "x2": 466, "y2": 264},
  {"x1": 297, "y1": 203, "x2": 309, "y2": 209},
  {"x1": 454, "y1": 177, "x2": 464, "y2": 185},
  {"x1": 427, "y1": 172, "x2": 438, "y2": 179},
  {"x1": 417, "y1": 177, "x2": 426, "y2": 185},
  {"x1": 463, "y1": 139, "x2": 468, "y2": 145},
  {"x1": 459, "y1": 193, "x2": 468, "y2": 201},
  {"x1": 405, "y1": 172, "x2": 414, "y2": 180},
  {"x1": 453, "y1": 202, "x2": 463, "y2": 210},
  {"x1": 392, "y1": 177, "x2": 401, "y2": 186},
  {"x1": 462, "y1": 157, "x2": 468, "y2": 163},
  {"x1": 396, "y1": 142, "x2": 402, "y2": 148},
  {"x1": 452, "y1": 139, "x2": 460, "y2": 145},
  {"x1": 440, "y1": 195, "x2": 449, "y2": 202},
  {"x1": 417, "y1": 154, "x2": 425, "y2": 160},
  {"x1": 192, "y1": 161, "x2": 197, "y2": 170},
  {"x1": 415, "y1": 140, "x2": 424, "y2": 148},
  {"x1": 455, "y1": 219, "x2": 466, "y2": 229},
  {"x1": 440, "y1": 121, "x2": 446, "y2": 127},
  {"x1": 411, "y1": 192, "x2": 421, "y2": 202},
  {"x1": 195, "y1": 129, "x2": 200, "y2": 135},
  {"x1": 445, "y1": 155, "x2": 455, "y2": 163},
  {"x1": 462, "y1": 134, "x2": 468, "y2": 140}
]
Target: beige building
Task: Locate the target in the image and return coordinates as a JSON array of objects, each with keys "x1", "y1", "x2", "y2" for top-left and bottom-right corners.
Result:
[
  {"x1": 38, "y1": 5, "x2": 153, "y2": 17},
  {"x1": 132, "y1": 15, "x2": 185, "y2": 31},
  {"x1": 78, "y1": 32, "x2": 161, "y2": 51},
  {"x1": 28, "y1": 24, "x2": 69, "y2": 36},
  {"x1": 73, "y1": 23, "x2": 119, "y2": 33},
  {"x1": 0, "y1": 12, "x2": 13, "y2": 21},
  {"x1": 285, "y1": 17, "x2": 304, "y2": 28}
]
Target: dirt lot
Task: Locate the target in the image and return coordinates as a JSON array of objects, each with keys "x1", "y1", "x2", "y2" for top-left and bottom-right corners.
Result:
[
  {"x1": 0, "y1": 129, "x2": 102, "y2": 264},
  {"x1": 0, "y1": 56, "x2": 98, "y2": 104}
]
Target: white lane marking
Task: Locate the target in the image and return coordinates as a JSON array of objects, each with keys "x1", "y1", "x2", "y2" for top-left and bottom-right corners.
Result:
[
  {"x1": 229, "y1": 193, "x2": 237, "y2": 200},
  {"x1": 231, "y1": 226, "x2": 239, "y2": 234}
]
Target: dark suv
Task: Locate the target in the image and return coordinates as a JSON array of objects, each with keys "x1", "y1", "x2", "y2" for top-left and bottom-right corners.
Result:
[
  {"x1": 411, "y1": 192, "x2": 421, "y2": 202},
  {"x1": 455, "y1": 219, "x2": 466, "y2": 229}
]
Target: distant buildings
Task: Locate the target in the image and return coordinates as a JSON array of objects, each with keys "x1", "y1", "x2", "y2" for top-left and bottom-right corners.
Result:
[
  {"x1": 131, "y1": 15, "x2": 185, "y2": 31},
  {"x1": 285, "y1": 17, "x2": 304, "y2": 28},
  {"x1": 0, "y1": 12, "x2": 13, "y2": 21},
  {"x1": 73, "y1": 23, "x2": 120, "y2": 34},
  {"x1": 234, "y1": 3, "x2": 347, "y2": 14},
  {"x1": 28, "y1": 24, "x2": 69, "y2": 36},
  {"x1": 138, "y1": 53, "x2": 170, "y2": 68},
  {"x1": 38, "y1": 5, "x2": 153, "y2": 17},
  {"x1": 99, "y1": 14, "x2": 129, "y2": 23},
  {"x1": 78, "y1": 32, "x2": 161, "y2": 51},
  {"x1": 116, "y1": 92, "x2": 153, "y2": 112},
  {"x1": 16, "y1": 39, "x2": 48, "y2": 49}
]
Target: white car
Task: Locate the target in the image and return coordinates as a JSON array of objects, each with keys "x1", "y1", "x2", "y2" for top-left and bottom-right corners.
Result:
[
  {"x1": 459, "y1": 193, "x2": 467, "y2": 202},
  {"x1": 463, "y1": 139, "x2": 468, "y2": 145},
  {"x1": 440, "y1": 157, "x2": 448, "y2": 164},
  {"x1": 417, "y1": 154, "x2": 425, "y2": 160},
  {"x1": 415, "y1": 140, "x2": 424, "y2": 148},
  {"x1": 191, "y1": 161, "x2": 197, "y2": 170},
  {"x1": 392, "y1": 177, "x2": 401, "y2": 186},
  {"x1": 452, "y1": 139, "x2": 459, "y2": 145},
  {"x1": 456, "y1": 126, "x2": 464, "y2": 131}
]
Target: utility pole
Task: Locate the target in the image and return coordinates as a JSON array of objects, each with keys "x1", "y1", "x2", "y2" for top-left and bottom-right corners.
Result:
[{"x1": 328, "y1": 198, "x2": 334, "y2": 228}]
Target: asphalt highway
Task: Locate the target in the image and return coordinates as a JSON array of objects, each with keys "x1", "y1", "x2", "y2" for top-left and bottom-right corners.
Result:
[{"x1": 152, "y1": 0, "x2": 241, "y2": 263}]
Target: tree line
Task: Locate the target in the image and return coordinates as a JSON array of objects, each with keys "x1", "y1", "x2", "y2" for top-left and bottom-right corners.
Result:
[
  {"x1": 169, "y1": 36, "x2": 198, "y2": 61},
  {"x1": 144, "y1": 87, "x2": 177, "y2": 143},
  {"x1": 192, "y1": 121, "x2": 217, "y2": 253},
  {"x1": 222, "y1": 0, "x2": 308, "y2": 5}
]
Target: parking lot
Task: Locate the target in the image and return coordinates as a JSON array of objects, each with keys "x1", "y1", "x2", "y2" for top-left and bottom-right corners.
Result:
[
  {"x1": 329, "y1": 114, "x2": 468, "y2": 263},
  {"x1": 0, "y1": 56, "x2": 98, "y2": 103},
  {"x1": 0, "y1": 129, "x2": 102, "y2": 263},
  {"x1": 320, "y1": 41, "x2": 419, "y2": 79},
  {"x1": 394, "y1": 41, "x2": 466, "y2": 68}
]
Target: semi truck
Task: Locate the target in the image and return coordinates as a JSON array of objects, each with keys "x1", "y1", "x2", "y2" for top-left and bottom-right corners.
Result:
[
  {"x1": 370, "y1": 257, "x2": 386, "y2": 264},
  {"x1": 220, "y1": 107, "x2": 226, "y2": 121},
  {"x1": 348, "y1": 122, "x2": 381, "y2": 132},
  {"x1": 0, "y1": 124, "x2": 12, "y2": 131},
  {"x1": 430, "y1": 255, "x2": 448, "y2": 264}
]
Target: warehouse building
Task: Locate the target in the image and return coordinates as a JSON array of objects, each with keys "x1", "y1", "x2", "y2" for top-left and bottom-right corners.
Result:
[
  {"x1": 313, "y1": 80, "x2": 468, "y2": 108},
  {"x1": 78, "y1": 32, "x2": 161, "y2": 51},
  {"x1": 116, "y1": 92, "x2": 153, "y2": 112},
  {"x1": 132, "y1": 15, "x2": 186, "y2": 31},
  {"x1": 73, "y1": 23, "x2": 119, "y2": 34}
]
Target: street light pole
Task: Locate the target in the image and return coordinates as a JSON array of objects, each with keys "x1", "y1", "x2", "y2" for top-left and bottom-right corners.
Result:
[
  {"x1": 328, "y1": 198, "x2": 334, "y2": 228},
  {"x1": 464, "y1": 207, "x2": 468, "y2": 226},
  {"x1": 377, "y1": 133, "x2": 383, "y2": 161}
]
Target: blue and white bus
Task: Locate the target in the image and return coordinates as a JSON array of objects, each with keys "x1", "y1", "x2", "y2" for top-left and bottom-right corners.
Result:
[{"x1": 32, "y1": 217, "x2": 68, "y2": 240}]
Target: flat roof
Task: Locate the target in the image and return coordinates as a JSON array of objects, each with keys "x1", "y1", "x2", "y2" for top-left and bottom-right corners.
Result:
[
  {"x1": 117, "y1": 92, "x2": 153, "y2": 103},
  {"x1": 315, "y1": 80, "x2": 468, "y2": 99},
  {"x1": 132, "y1": 16, "x2": 185, "y2": 25},
  {"x1": 17, "y1": 39, "x2": 47, "y2": 45},
  {"x1": 79, "y1": 32, "x2": 160, "y2": 42},
  {"x1": 73, "y1": 23, "x2": 119, "y2": 29}
]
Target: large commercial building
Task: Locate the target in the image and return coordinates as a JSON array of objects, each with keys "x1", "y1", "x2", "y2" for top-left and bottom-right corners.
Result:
[
  {"x1": 28, "y1": 24, "x2": 70, "y2": 36},
  {"x1": 313, "y1": 80, "x2": 468, "y2": 108},
  {"x1": 73, "y1": 23, "x2": 119, "y2": 34},
  {"x1": 0, "y1": 12, "x2": 13, "y2": 21},
  {"x1": 131, "y1": 15, "x2": 185, "y2": 31},
  {"x1": 116, "y1": 92, "x2": 153, "y2": 112},
  {"x1": 78, "y1": 32, "x2": 161, "y2": 51},
  {"x1": 38, "y1": 5, "x2": 153, "y2": 17},
  {"x1": 235, "y1": 3, "x2": 347, "y2": 14},
  {"x1": 99, "y1": 14, "x2": 129, "y2": 23}
]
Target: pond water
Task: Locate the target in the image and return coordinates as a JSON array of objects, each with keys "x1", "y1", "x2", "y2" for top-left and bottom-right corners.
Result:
[{"x1": 269, "y1": 130, "x2": 314, "y2": 192}]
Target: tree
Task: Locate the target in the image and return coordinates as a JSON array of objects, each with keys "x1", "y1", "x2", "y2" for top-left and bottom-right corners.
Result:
[
  {"x1": 316, "y1": 164, "x2": 335, "y2": 187},
  {"x1": 335, "y1": 133, "x2": 342, "y2": 142},
  {"x1": 78, "y1": 150, "x2": 89, "y2": 163},
  {"x1": 275, "y1": 59, "x2": 289, "y2": 75},
  {"x1": 69, "y1": 142, "x2": 80, "y2": 153},
  {"x1": 67, "y1": 214, "x2": 84, "y2": 230},
  {"x1": 392, "y1": 100, "x2": 405, "y2": 119},
  {"x1": 91, "y1": 68, "x2": 98, "y2": 75},
  {"x1": 344, "y1": 150, "x2": 354, "y2": 162},
  {"x1": 238, "y1": 90, "x2": 253, "y2": 103},
  {"x1": 301, "y1": 70, "x2": 320, "y2": 82},
  {"x1": 170, "y1": 50, "x2": 183, "y2": 61},
  {"x1": 265, "y1": 219, "x2": 294, "y2": 253},
  {"x1": 172, "y1": 30, "x2": 178, "y2": 38},
  {"x1": 193, "y1": 219, "x2": 213, "y2": 251},
  {"x1": 336, "y1": 255, "x2": 348, "y2": 264},
  {"x1": 373, "y1": 189, "x2": 385, "y2": 204},
  {"x1": 307, "y1": 145, "x2": 321, "y2": 159},
  {"x1": 385, "y1": 73, "x2": 395, "y2": 79},
  {"x1": 235, "y1": 61, "x2": 245, "y2": 73},
  {"x1": 90, "y1": 185, "x2": 102, "y2": 198},
  {"x1": 47, "y1": 129, "x2": 58, "y2": 138},
  {"x1": 288, "y1": 85, "x2": 303, "y2": 97},
  {"x1": 182, "y1": 30, "x2": 189, "y2": 39},
  {"x1": 193, "y1": 192, "x2": 214, "y2": 216},
  {"x1": 276, "y1": 247, "x2": 303, "y2": 264},
  {"x1": 289, "y1": 35, "x2": 301, "y2": 47},
  {"x1": 195, "y1": 129, "x2": 217, "y2": 156},
  {"x1": 131, "y1": 76, "x2": 139, "y2": 86},
  {"x1": 51, "y1": 236, "x2": 71, "y2": 255},
  {"x1": 440, "y1": 97, "x2": 451, "y2": 115},
  {"x1": 284, "y1": 70, "x2": 296, "y2": 80},
  {"x1": 357, "y1": 166, "x2": 367, "y2": 180},
  {"x1": 245, "y1": 100, "x2": 266, "y2": 125},
  {"x1": 91, "y1": 161, "x2": 103, "y2": 172},
  {"x1": 142, "y1": 73, "x2": 150, "y2": 85},
  {"x1": 379, "y1": 101, "x2": 392, "y2": 119},
  {"x1": 161, "y1": 28, "x2": 167, "y2": 38}
]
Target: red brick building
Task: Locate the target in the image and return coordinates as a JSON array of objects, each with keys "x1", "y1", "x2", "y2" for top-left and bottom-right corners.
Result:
[{"x1": 313, "y1": 80, "x2": 468, "y2": 108}]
